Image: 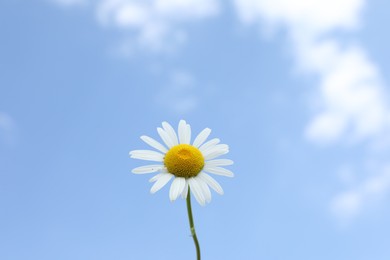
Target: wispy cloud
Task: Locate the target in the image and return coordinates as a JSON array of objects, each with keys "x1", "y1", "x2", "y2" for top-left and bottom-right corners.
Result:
[
  {"x1": 98, "y1": 0, "x2": 219, "y2": 52},
  {"x1": 0, "y1": 112, "x2": 17, "y2": 146},
  {"x1": 54, "y1": 0, "x2": 220, "y2": 53},
  {"x1": 233, "y1": 0, "x2": 390, "y2": 222},
  {"x1": 331, "y1": 164, "x2": 390, "y2": 222},
  {"x1": 50, "y1": 0, "x2": 88, "y2": 7},
  {"x1": 155, "y1": 70, "x2": 198, "y2": 114},
  {"x1": 51, "y1": 1, "x2": 208, "y2": 114}
]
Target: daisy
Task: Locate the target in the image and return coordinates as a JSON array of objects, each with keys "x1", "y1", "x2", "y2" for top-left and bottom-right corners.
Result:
[{"x1": 129, "y1": 120, "x2": 234, "y2": 206}]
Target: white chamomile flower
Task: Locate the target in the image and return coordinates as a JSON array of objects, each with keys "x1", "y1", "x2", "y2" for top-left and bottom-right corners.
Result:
[{"x1": 129, "y1": 120, "x2": 234, "y2": 206}]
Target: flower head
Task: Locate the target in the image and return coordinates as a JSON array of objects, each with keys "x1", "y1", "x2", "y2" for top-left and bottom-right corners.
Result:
[{"x1": 130, "y1": 120, "x2": 234, "y2": 205}]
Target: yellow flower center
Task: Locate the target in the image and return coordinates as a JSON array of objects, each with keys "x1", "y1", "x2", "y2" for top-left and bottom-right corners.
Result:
[{"x1": 164, "y1": 144, "x2": 204, "y2": 178}]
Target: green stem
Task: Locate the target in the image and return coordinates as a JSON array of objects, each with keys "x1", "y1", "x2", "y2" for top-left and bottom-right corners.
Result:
[{"x1": 186, "y1": 188, "x2": 201, "y2": 260}]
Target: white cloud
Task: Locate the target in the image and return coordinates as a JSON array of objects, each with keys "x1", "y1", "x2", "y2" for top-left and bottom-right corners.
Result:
[
  {"x1": 305, "y1": 112, "x2": 347, "y2": 144},
  {"x1": 233, "y1": 0, "x2": 390, "y2": 222},
  {"x1": 305, "y1": 45, "x2": 389, "y2": 143},
  {"x1": 234, "y1": 0, "x2": 389, "y2": 144},
  {"x1": 95, "y1": 0, "x2": 220, "y2": 52},
  {"x1": 331, "y1": 165, "x2": 390, "y2": 221},
  {"x1": 234, "y1": 0, "x2": 363, "y2": 35}
]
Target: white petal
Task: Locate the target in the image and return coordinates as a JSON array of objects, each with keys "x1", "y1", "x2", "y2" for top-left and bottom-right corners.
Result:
[
  {"x1": 204, "y1": 166, "x2": 234, "y2": 177},
  {"x1": 205, "y1": 159, "x2": 234, "y2": 167},
  {"x1": 189, "y1": 178, "x2": 205, "y2": 206},
  {"x1": 204, "y1": 148, "x2": 229, "y2": 160},
  {"x1": 157, "y1": 127, "x2": 175, "y2": 148},
  {"x1": 140, "y1": 135, "x2": 168, "y2": 153},
  {"x1": 132, "y1": 164, "x2": 163, "y2": 174},
  {"x1": 184, "y1": 123, "x2": 191, "y2": 144},
  {"x1": 198, "y1": 172, "x2": 224, "y2": 195},
  {"x1": 129, "y1": 150, "x2": 164, "y2": 162},
  {"x1": 150, "y1": 173, "x2": 173, "y2": 193},
  {"x1": 130, "y1": 150, "x2": 164, "y2": 156},
  {"x1": 199, "y1": 138, "x2": 220, "y2": 152},
  {"x1": 181, "y1": 180, "x2": 189, "y2": 199},
  {"x1": 178, "y1": 120, "x2": 187, "y2": 144},
  {"x1": 202, "y1": 144, "x2": 229, "y2": 157},
  {"x1": 192, "y1": 128, "x2": 211, "y2": 148},
  {"x1": 169, "y1": 177, "x2": 186, "y2": 201},
  {"x1": 149, "y1": 173, "x2": 164, "y2": 182},
  {"x1": 162, "y1": 122, "x2": 179, "y2": 146},
  {"x1": 196, "y1": 177, "x2": 211, "y2": 203}
]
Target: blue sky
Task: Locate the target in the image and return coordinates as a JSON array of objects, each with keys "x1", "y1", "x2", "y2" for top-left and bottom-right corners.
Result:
[{"x1": 1, "y1": 0, "x2": 390, "y2": 259}]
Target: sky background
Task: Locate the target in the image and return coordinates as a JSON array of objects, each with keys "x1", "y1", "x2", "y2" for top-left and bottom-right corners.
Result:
[{"x1": 1, "y1": 0, "x2": 390, "y2": 259}]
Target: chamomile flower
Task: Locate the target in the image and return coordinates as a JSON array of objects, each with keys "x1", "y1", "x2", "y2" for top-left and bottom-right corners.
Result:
[{"x1": 129, "y1": 120, "x2": 233, "y2": 206}]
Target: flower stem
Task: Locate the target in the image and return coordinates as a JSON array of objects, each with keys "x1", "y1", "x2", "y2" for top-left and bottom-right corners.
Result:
[{"x1": 186, "y1": 188, "x2": 201, "y2": 260}]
